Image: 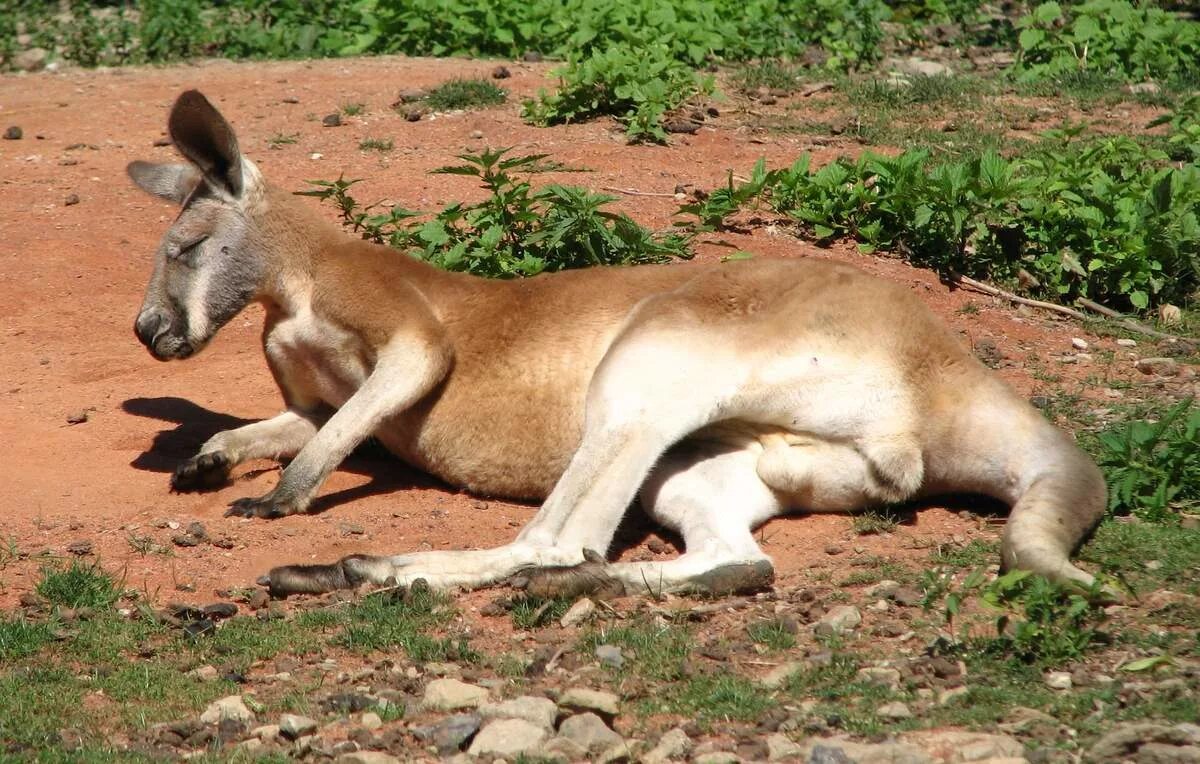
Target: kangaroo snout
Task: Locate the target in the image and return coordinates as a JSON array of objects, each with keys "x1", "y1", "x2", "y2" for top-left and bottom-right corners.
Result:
[{"x1": 134, "y1": 308, "x2": 192, "y2": 360}]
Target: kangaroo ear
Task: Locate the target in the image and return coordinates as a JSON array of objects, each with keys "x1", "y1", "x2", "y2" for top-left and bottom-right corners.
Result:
[
  {"x1": 168, "y1": 90, "x2": 244, "y2": 197},
  {"x1": 126, "y1": 161, "x2": 201, "y2": 205}
]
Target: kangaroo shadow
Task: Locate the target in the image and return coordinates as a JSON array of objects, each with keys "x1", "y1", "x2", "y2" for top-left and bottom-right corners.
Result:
[{"x1": 122, "y1": 396, "x2": 443, "y2": 514}]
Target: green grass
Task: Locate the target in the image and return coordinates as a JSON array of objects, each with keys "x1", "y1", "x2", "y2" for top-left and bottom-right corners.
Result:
[
  {"x1": 1078, "y1": 520, "x2": 1200, "y2": 595},
  {"x1": 852, "y1": 509, "x2": 900, "y2": 535},
  {"x1": 0, "y1": 615, "x2": 54, "y2": 661},
  {"x1": 747, "y1": 618, "x2": 798, "y2": 650},
  {"x1": 510, "y1": 596, "x2": 572, "y2": 629},
  {"x1": 423, "y1": 78, "x2": 507, "y2": 111},
  {"x1": 930, "y1": 539, "x2": 999, "y2": 569},
  {"x1": 847, "y1": 74, "x2": 984, "y2": 109},
  {"x1": 731, "y1": 60, "x2": 807, "y2": 94},
  {"x1": 358, "y1": 137, "x2": 394, "y2": 152},
  {"x1": 266, "y1": 132, "x2": 299, "y2": 149},
  {"x1": 36, "y1": 559, "x2": 122, "y2": 609},
  {"x1": 340, "y1": 101, "x2": 365, "y2": 116}
]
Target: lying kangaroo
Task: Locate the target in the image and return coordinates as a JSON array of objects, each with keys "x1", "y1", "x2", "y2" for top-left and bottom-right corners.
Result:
[{"x1": 128, "y1": 90, "x2": 1105, "y2": 598}]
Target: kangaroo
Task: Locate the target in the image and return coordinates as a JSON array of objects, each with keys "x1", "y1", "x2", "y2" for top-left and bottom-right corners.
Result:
[{"x1": 128, "y1": 90, "x2": 1106, "y2": 599}]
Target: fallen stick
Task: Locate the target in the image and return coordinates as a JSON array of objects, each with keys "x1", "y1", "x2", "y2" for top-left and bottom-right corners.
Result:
[
  {"x1": 601, "y1": 186, "x2": 678, "y2": 198},
  {"x1": 957, "y1": 276, "x2": 1185, "y2": 341}
]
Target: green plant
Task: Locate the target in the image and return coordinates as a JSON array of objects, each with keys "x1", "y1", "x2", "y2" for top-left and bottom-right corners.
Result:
[
  {"x1": 1015, "y1": 0, "x2": 1200, "y2": 83},
  {"x1": 1148, "y1": 94, "x2": 1200, "y2": 162},
  {"x1": 676, "y1": 158, "x2": 774, "y2": 230},
  {"x1": 0, "y1": 616, "x2": 53, "y2": 661},
  {"x1": 424, "y1": 78, "x2": 506, "y2": 111},
  {"x1": 36, "y1": 560, "x2": 121, "y2": 609},
  {"x1": 852, "y1": 508, "x2": 901, "y2": 535},
  {"x1": 523, "y1": 43, "x2": 714, "y2": 143},
  {"x1": 1094, "y1": 398, "x2": 1200, "y2": 522},
  {"x1": 267, "y1": 132, "x2": 300, "y2": 149},
  {"x1": 302, "y1": 148, "x2": 692, "y2": 278},
  {"x1": 510, "y1": 597, "x2": 572, "y2": 629},
  {"x1": 340, "y1": 101, "x2": 365, "y2": 116},
  {"x1": 746, "y1": 618, "x2": 797, "y2": 650},
  {"x1": 977, "y1": 570, "x2": 1108, "y2": 664}
]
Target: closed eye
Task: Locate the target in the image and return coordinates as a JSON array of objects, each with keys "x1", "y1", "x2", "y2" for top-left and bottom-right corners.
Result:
[{"x1": 170, "y1": 236, "x2": 207, "y2": 266}]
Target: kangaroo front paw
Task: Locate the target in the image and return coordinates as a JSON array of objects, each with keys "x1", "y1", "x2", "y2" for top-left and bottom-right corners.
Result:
[
  {"x1": 226, "y1": 491, "x2": 304, "y2": 519},
  {"x1": 171, "y1": 451, "x2": 232, "y2": 492}
]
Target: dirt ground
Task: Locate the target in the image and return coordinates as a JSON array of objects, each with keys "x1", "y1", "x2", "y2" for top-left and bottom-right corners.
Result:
[{"x1": 0, "y1": 55, "x2": 1150, "y2": 614}]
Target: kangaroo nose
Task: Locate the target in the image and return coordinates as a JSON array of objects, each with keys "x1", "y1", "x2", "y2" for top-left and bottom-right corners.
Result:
[{"x1": 134, "y1": 309, "x2": 166, "y2": 348}]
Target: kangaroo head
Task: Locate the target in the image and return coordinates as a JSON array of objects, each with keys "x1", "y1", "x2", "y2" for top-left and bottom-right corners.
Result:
[{"x1": 127, "y1": 90, "x2": 268, "y2": 361}]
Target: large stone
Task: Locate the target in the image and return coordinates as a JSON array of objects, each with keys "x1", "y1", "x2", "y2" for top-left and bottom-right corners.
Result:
[
  {"x1": 199, "y1": 695, "x2": 255, "y2": 725},
  {"x1": 642, "y1": 727, "x2": 691, "y2": 764},
  {"x1": 478, "y1": 695, "x2": 557, "y2": 730},
  {"x1": 558, "y1": 687, "x2": 620, "y2": 719},
  {"x1": 877, "y1": 702, "x2": 912, "y2": 720},
  {"x1": 429, "y1": 713, "x2": 482, "y2": 755},
  {"x1": 857, "y1": 666, "x2": 902, "y2": 689},
  {"x1": 422, "y1": 678, "x2": 489, "y2": 711},
  {"x1": 558, "y1": 712, "x2": 623, "y2": 754},
  {"x1": 814, "y1": 605, "x2": 862, "y2": 636},
  {"x1": 902, "y1": 730, "x2": 1025, "y2": 762},
  {"x1": 466, "y1": 718, "x2": 548, "y2": 758},
  {"x1": 1089, "y1": 723, "x2": 1200, "y2": 763}
]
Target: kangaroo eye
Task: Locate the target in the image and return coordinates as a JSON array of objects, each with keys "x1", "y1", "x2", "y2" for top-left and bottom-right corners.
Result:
[{"x1": 169, "y1": 237, "x2": 207, "y2": 265}]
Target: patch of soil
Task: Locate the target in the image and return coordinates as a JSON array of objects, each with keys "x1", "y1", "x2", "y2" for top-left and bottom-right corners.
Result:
[{"x1": 0, "y1": 55, "x2": 1168, "y2": 610}]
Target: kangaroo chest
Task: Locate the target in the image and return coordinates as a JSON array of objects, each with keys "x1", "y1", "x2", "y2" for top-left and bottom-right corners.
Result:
[{"x1": 263, "y1": 310, "x2": 372, "y2": 411}]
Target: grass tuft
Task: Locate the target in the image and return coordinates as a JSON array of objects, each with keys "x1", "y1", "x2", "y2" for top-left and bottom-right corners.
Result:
[
  {"x1": 36, "y1": 560, "x2": 121, "y2": 609},
  {"x1": 424, "y1": 78, "x2": 507, "y2": 111}
]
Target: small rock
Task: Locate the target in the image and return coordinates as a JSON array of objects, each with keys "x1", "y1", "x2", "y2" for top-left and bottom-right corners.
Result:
[
  {"x1": 336, "y1": 753, "x2": 401, "y2": 764},
  {"x1": 558, "y1": 712, "x2": 623, "y2": 754},
  {"x1": 664, "y1": 120, "x2": 700, "y2": 135},
  {"x1": 282, "y1": 96, "x2": 300, "y2": 104},
  {"x1": 422, "y1": 678, "x2": 489, "y2": 711},
  {"x1": 279, "y1": 713, "x2": 318, "y2": 740},
  {"x1": 595, "y1": 644, "x2": 624, "y2": 669},
  {"x1": 560, "y1": 597, "x2": 596, "y2": 628},
  {"x1": 322, "y1": 113, "x2": 342, "y2": 127},
  {"x1": 1128, "y1": 82, "x2": 1161, "y2": 95},
  {"x1": 404, "y1": 108, "x2": 425, "y2": 122},
  {"x1": 642, "y1": 727, "x2": 691, "y2": 764},
  {"x1": 814, "y1": 605, "x2": 861, "y2": 636},
  {"x1": 1117, "y1": 338, "x2": 1138, "y2": 347},
  {"x1": 1159, "y1": 304, "x2": 1183, "y2": 326},
  {"x1": 339, "y1": 522, "x2": 365, "y2": 536},
  {"x1": 865, "y1": 580, "x2": 901, "y2": 599},
  {"x1": 467, "y1": 717, "x2": 547, "y2": 757},
  {"x1": 152, "y1": 137, "x2": 173, "y2": 147},
  {"x1": 558, "y1": 687, "x2": 620, "y2": 719},
  {"x1": 478, "y1": 695, "x2": 557, "y2": 730},
  {"x1": 424, "y1": 713, "x2": 482, "y2": 754},
  {"x1": 469, "y1": 129, "x2": 484, "y2": 139},
  {"x1": 395, "y1": 88, "x2": 427, "y2": 103},
  {"x1": 187, "y1": 665, "x2": 220, "y2": 682},
  {"x1": 1045, "y1": 671, "x2": 1072, "y2": 690},
  {"x1": 248, "y1": 590, "x2": 270, "y2": 610},
  {"x1": 1135, "y1": 357, "x2": 1179, "y2": 376},
  {"x1": 824, "y1": 544, "x2": 844, "y2": 555},
  {"x1": 938, "y1": 686, "x2": 969, "y2": 705},
  {"x1": 65, "y1": 410, "x2": 88, "y2": 424},
  {"x1": 1071, "y1": 337, "x2": 1089, "y2": 350},
  {"x1": 200, "y1": 695, "x2": 255, "y2": 725},
  {"x1": 523, "y1": 50, "x2": 543, "y2": 62},
  {"x1": 694, "y1": 754, "x2": 740, "y2": 764},
  {"x1": 172, "y1": 533, "x2": 200, "y2": 548},
  {"x1": 359, "y1": 712, "x2": 382, "y2": 731},
  {"x1": 492, "y1": 65, "x2": 511, "y2": 79},
  {"x1": 877, "y1": 701, "x2": 912, "y2": 719},
  {"x1": 66, "y1": 540, "x2": 92, "y2": 556},
  {"x1": 903, "y1": 730, "x2": 1024, "y2": 761},
  {"x1": 857, "y1": 666, "x2": 901, "y2": 689},
  {"x1": 891, "y1": 587, "x2": 923, "y2": 607},
  {"x1": 599, "y1": 740, "x2": 641, "y2": 763},
  {"x1": 251, "y1": 724, "x2": 280, "y2": 742},
  {"x1": 64, "y1": 193, "x2": 80, "y2": 206},
  {"x1": 758, "y1": 661, "x2": 804, "y2": 690}
]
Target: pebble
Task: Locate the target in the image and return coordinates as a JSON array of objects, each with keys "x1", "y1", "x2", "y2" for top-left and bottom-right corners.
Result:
[
  {"x1": 1045, "y1": 671, "x2": 1073, "y2": 690},
  {"x1": 336, "y1": 753, "x2": 401, "y2": 764},
  {"x1": 322, "y1": 113, "x2": 342, "y2": 127},
  {"x1": 469, "y1": 129, "x2": 484, "y2": 140},
  {"x1": 492, "y1": 65, "x2": 511, "y2": 79},
  {"x1": 64, "y1": 193, "x2": 80, "y2": 206},
  {"x1": 3, "y1": 126, "x2": 23, "y2": 140},
  {"x1": 187, "y1": 665, "x2": 219, "y2": 682},
  {"x1": 814, "y1": 605, "x2": 861, "y2": 636},
  {"x1": 757, "y1": 661, "x2": 804, "y2": 690},
  {"x1": 877, "y1": 701, "x2": 912, "y2": 719},
  {"x1": 1134, "y1": 357, "x2": 1179, "y2": 376},
  {"x1": 595, "y1": 644, "x2": 624, "y2": 669},
  {"x1": 1117, "y1": 338, "x2": 1138, "y2": 347},
  {"x1": 560, "y1": 597, "x2": 596, "y2": 628},
  {"x1": 1071, "y1": 337, "x2": 1088, "y2": 350},
  {"x1": 359, "y1": 712, "x2": 382, "y2": 731},
  {"x1": 426, "y1": 713, "x2": 482, "y2": 754},
  {"x1": 199, "y1": 695, "x2": 255, "y2": 725}
]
